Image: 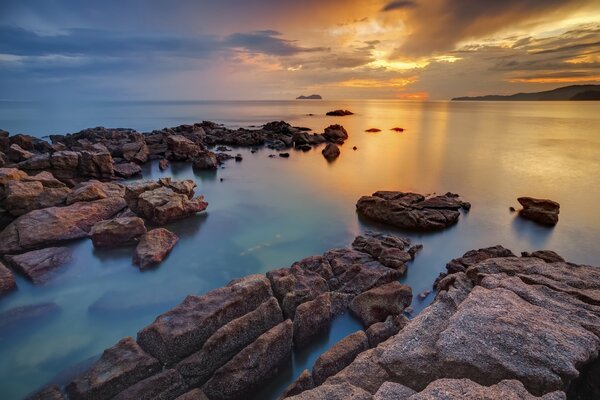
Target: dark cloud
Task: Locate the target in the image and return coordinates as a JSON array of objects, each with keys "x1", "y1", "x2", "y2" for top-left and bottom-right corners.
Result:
[
  {"x1": 224, "y1": 30, "x2": 327, "y2": 56},
  {"x1": 381, "y1": 1, "x2": 417, "y2": 12}
]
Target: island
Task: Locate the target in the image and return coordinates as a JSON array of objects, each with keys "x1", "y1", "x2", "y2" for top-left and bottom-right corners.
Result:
[
  {"x1": 296, "y1": 94, "x2": 322, "y2": 100},
  {"x1": 452, "y1": 84, "x2": 600, "y2": 101}
]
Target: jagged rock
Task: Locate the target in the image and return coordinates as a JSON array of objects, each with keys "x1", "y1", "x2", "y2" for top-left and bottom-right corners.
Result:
[
  {"x1": 121, "y1": 141, "x2": 149, "y2": 164},
  {"x1": 133, "y1": 228, "x2": 178, "y2": 270},
  {"x1": 517, "y1": 197, "x2": 560, "y2": 226},
  {"x1": 158, "y1": 177, "x2": 196, "y2": 198},
  {"x1": 4, "y1": 247, "x2": 72, "y2": 284},
  {"x1": 291, "y1": 255, "x2": 335, "y2": 281},
  {"x1": 267, "y1": 265, "x2": 329, "y2": 319},
  {"x1": 8, "y1": 144, "x2": 34, "y2": 162},
  {"x1": 0, "y1": 197, "x2": 126, "y2": 254},
  {"x1": 322, "y1": 143, "x2": 340, "y2": 160},
  {"x1": 287, "y1": 383, "x2": 372, "y2": 400},
  {"x1": 175, "y1": 388, "x2": 209, "y2": 400},
  {"x1": 159, "y1": 159, "x2": 169, "y2": 171},
  {"x1": 374, "y1": 382, "x2": 416, "y2": 399},
  {"x1": 9, "y1": 134, "x2": 34, "y2": 150},
  {"x1": 26, "y1": 384, "x2": 66, "y2": 400},
  {"x1": 4, "y1": 180, "x2": 70, "y2": 216},
  {"x1": 66, "y1": 337, "x2": 161, "y2": 400},
  {"x1": 66, "y1": 180, "x2": 124, "y2": 205},
  {"x1": 312, "y1": 331, "x2": 369, "y2": 385},
  {"x1": 366, "y1": 315, "x2": 408, "y2": 347},
  {"x1": 323, "y1": 124, "x2": 349, "y2": 144},
  {"x1": 352, "y1": 233, "x2": 413, "y2": 273},
  {"x1": 0, "y1": 261, "x2": 17, "y2": 296},
  {"x1": 112, "y1": 369, "x2": 186, "y2": 400},
  {"x1": 134, "y1": 186, "x2": 207, "y2": 225},
  {"x1": 356, "y1": 191, "x2": 469, "y2": 231},
  {"x1": 203, "y1": 320, "x2": 293, "y2": 400},
  {"x1": 167, "y1": 135, "x2": 201, "y2": 160},
  {"x1": 350, "y1": 282, "x2": 412, "y2": 327},
  {"x1": 409, "y1": 378, "x2": 565, "y2": 399},
  {"x1": 445, "y1": 245, "x2": 516, "y2": 274},
  {"x1": 280, "y1": 370, "x2": 315, "y2": 399},
  {"x1": 113, "y1": 162, "x2": 142, "y2": 178},
  {"x1": 90, "y1": 217, "x2": 147, "y2": 248},
  {"x1": 521, "y1": 250, "x2": 565, "y2": 263},
  {"x1": 51, "y1": 150, "x2": 80, "y2": 170},
  {"x1": 137, "y1": 274, "x2": 273, "y2": 365},
  {"x1": 78, "y1": 144, "x2": 114, "y2": 180},
  {"x1": 17, "y1": 153, "x2": 51, "y2": 171},
  {"x1": 193, "y1": 151, "x2": 218, "y2": 169},
  {"x1": 326, "y1": 110, "x2": 354, "y2": 116},
  {"x1": 177, "y1": 297, "x2": 283, "y2": 386},
  {"x1": 0, "y1": 302, "x2": 60, "y2": 336}
]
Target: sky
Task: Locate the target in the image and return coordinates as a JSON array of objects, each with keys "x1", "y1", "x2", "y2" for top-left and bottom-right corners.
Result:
[{"x1": 1, "y1": 0, "x2": 599, "y2": 100}]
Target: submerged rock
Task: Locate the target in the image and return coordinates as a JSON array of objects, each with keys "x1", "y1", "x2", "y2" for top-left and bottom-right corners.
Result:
[
  {"x1": 0, "y1": 302, "x2": 60, "y2": 337},
  {"x1": 349, "y1": 282, "x2": 412, "y2": 327},
  {"x1": 356, "y1": 191, "x2": 469, "y2": 231},
  {"x1": 4, "y1": 247, "x2": 72, "y2": 284},
  {"x1": 90, "y1": 217, "x2": 147, "y2": 248},
  {"x1": 133, "y1": 228, "x2": 178, "y2": 270},
  {"x1": 517, "y1": 197, "x2": 560, "y2": 226}
]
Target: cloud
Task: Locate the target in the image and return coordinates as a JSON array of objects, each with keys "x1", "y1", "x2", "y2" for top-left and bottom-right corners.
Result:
[
  {"x1": 381, "y1": 1, "x2": 417, "y2": 12},
  {"x1": 223, "y1": 30, "x2": 327, "y2": 56}
]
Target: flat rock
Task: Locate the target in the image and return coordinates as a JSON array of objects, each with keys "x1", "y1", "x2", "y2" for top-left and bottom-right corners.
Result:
[
  {"x1": 90, "y1": 216, "x2": 147, "y2": 248},
  {"x1": 517, "y1": 197, "x2": 560, "y2": 226},
  {"x1": 66, "y1": 337, "x2": 161, "y2": 400},
  {"x1": 167, "y1": 135, "x2": 201, "y2": 160},
  {"x1": 66, "y1": 180, "x2": 124, "y2": 205},
  {"x1": 177, "y1": 297, "x2": 283, "y2": 387},
  {"x1": 5, "y1": 247, "x2": 72, "y2": 284},
  {"x1": 0, "y1": 197, "x2": 126, "y2": 254},
  {"x1": 445, "y1": 245, "x2": 516, "y2": 274},
  {"x1": 112, "y1": 369, "x2": 186, "y2": 400},
  {"x1": 409, "y1": 378, "x2": 565, "y2": 399},
  {"x1": 133, "y1": 228, "x2": 178, "y2": 270},
  {"x1": 0, "y1": 260, "x2": 17, "y2": 296},
  {"x1": 203, "y1": 320, "x2": 294, "y2": 400},
  {"x1": 137, "y1": 274, "x2": 273, "y2": 365},
  {"x1": 350, "y1": 282, "x2": 413, "y2": 327},
  {"x1": 356, "y1": 191, "x2": 469, "y2": 231},
  {"x1": 312, "y1": 330, "x2": 369, "y2": 385}
]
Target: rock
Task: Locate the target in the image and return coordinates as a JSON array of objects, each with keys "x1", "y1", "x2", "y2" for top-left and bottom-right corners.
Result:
[
  {"x1": 322, "y1": 143, "x2": 340, "y2": 160},
  {"x1": 7, "y1": 144, "x2": 34, "y2": 162},
  {"x1": 4, "y1": 247, "x2": 72, "y2": 284},
  {"x1": 0, "y1": 302, "x2": 60, "y2": 337},
  {"x1": 323, "y1": 125, "x2": 348, "y2": 144},
  {"x1": 352, "y1": 233, "x2": 413, "y2": 273},
  {"x1": 287, "y1": 383, "x2": 372, "y2": 400},
  {"x1": 137, "y1": 274, "x2": 273, "y2": 365},
  {"x1": 313, "y1": 331, "x2": 369, "y2": 385},
  {"x1": 445, "y1": 246, "x2": 516, "y2": 275},
  {"x1": 17, "y1": 153, "x2": 51, "y2": 171},
  {"x1": 79, "y1": 145, "x2": 114, "y2": 180},
  {"x1": 135, "y1": 186, "x2": 208, "y2": 225},
  {"x1": 66, "y1": 180, "x2": 124, "y2": 205},
  {"x1": 365, "y1": 128, "x2": 381, "y2": 133},
  {"x1": 23, "y1": 171, "x2": 67, "y2": 188},
  {"x1": 133, "y1": 228, "x2": 178, "y2": 270},
  {"x1": 4, "y1": 180, "x2": 70, "y2": 216},
  {"x1": 279, "y1": 152, "x2": 290, "y2": 158},
  {"x1": 175, "y1": 388, "x2": 209, "y2": 400},
  {"x1": 158, "y1": 177, "x2": 196, "y2": 198},
  {"x1": 280, "y1": 370, "x2": 314, "y2": 399},
  {"x1": 418, "y1": 289, "x2": 431, "y2": 300},
  {"x1": 293, "y1": 292, "x2": 335, "y2": 348},
  {"x1": 51, "y1": 150, "x2": 80, "y2": 170},
  {"x1": 0, "y1": 167, "x2": 28, "y2": 185},
  {"x1": 66, "y1": 337, "x2": 161, "y2": 400},
  {"x1": 203, "y1": 320, "x2": 293, "y2": 400},
  {"x1": 409, "y1": 378, "x2": 565, "y2": 399},
  {"x1": 326, "y1": 110, "x2": 354, "y2": 116},
  {"x1": 113, "y1": 162, "x2": 142, "y2": 178},
  {"x1": 121, "y1": 141, "x2": 149, "y2": 164},
  {"x1": 267, "y1": 265, "x2": 329, "y2": 319},
  {"x1": 26, "y1": 385, "x2": 66, "y2": 400},
  {"x1": 0, "y1": 197, "x2": 127, "y2": 254},
  {"x1": 350, "y1": 282, "x2": 412, "y2": 327},
  {"x1": 521, "y1": 250, "x2": 565, "y2": 263},
  {"x1": 366, "y1": 315, "x2": 408, "y2": 347},
  {"x1": 0, "y1": 261, "x2": 16, "y2": 296},
  {"x1": 177, "y1": 297, "x2": 283, "y2": 386},
  {"x1": 356, "y1": 191, "x2": 469, "y2": 231},
  {"x1": 0, "y1": 151, "x2": 6, "y2": 167},
  {"x1": 159, "y1": 159, "x2": 170, "y2": 171},
  {"x1": 168, "y1": 135, "x2": 201, "y2": 160},
  {"x1": 374, "y1": 381, "x2": 416, "y2": 399},
  {"x1": 192, "y1": 151, "x2": 218, "y2": 169},
  {"x1": 90, "y1": 217, "x2": 147, "y2": 248},
  {"x1": 517, "y1": 197, "x2": 560, "y2": 226},
  {"x1": 235, "y1": 153, "x2": 243, "y2": 161},
  {"x1": 9, "y1": 134, "x2": 35, "y2": 150},
  {"x1": 112, "y1": 369, "x2": 186, "y2": 400}
]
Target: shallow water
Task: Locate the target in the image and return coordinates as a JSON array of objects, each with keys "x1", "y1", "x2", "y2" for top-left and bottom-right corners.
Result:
[{"x1": 0, "y1": 100, "x2": 599, "y2": 399}]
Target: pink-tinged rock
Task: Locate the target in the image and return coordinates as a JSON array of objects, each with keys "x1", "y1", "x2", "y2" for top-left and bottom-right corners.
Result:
[
  {"x1": 133, "y1": 228, "x2": 178, "y2": 270},
  {"x1": 90, "y1": 217, "x2": 147, "y2": 248},
  {"x1": 113, "y1": 162, "x2": 142, "y2": 178},
  {"x1": 112, "y1": 369, "x2": 186, "y2": 400},
  {"x1": 350, "y1": 282, "x2": 413, "y2": 327},
  {"x1": 136, "y1": 186, "x2": 208, "y2": 225},
  {"x1": 518, "y1": 197, "x2": 560, "y2": 226},
  {"x1": 0, "y1": 261, "x2": 16, "y2": 296},
  {"x1": 312, "y1": 330, "x2": 369, "y2": 385},
  {"x1": 0, "y1": 167, "x2": 27, "y2": 185},
  {"x1": 5, "y1": 247, "x2": 72, "y2": 284}
]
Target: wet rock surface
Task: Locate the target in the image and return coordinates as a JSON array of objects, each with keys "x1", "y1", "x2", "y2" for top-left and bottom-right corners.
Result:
[
  {"x1": 518, "y1": 196, "x2": 560, "y2": 226},
  {"x1": 4, "y1": 246, "x2": 72, "y2": 284},
  {"x1": 356, "y1": 191, "x2": 470, "y2": 231}
]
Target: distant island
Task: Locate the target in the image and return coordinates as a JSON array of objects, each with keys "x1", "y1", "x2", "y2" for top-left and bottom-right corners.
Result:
[
  {"x1": 296, "y1": 94, "x2": 322, "y2": 100},
  {"x1": 452, "y1": 84, "x2": 600, "y2": 101}
]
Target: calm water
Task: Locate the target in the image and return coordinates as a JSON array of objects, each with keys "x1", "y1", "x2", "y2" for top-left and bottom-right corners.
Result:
[{"x1": 0, "y1": 100, "x2": 599, "y2": 399}]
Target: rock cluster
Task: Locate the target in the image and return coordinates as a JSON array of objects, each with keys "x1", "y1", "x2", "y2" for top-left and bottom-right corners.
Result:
[{"x1": 356, "y1": 191, "x2": 471, "y2": 231}]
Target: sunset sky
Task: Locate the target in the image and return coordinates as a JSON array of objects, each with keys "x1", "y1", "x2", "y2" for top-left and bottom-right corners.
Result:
[{"x1": 1, "y1": 0, "x2": 599, "y2": 100}]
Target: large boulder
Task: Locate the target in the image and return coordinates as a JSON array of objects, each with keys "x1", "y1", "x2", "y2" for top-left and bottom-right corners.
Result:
[
  {"x1": 66, "y1": 337, "x2": 161, "y2": 400},
  {"x1": 280, "y1": 370, "x2": 315, "y2": 399},
  {"x1": 0, "y1": 261, "x2": 16, "y2": 296},
  {"x1": 177, "y1": 297, "x2": 283, "y2": 386},
  {"x1": 312, "y1": 331, "x2": 369, "y2": 385},
  {"x1": 133, "y1": 228, "x2": 178, "y2": 270},
  {"x1": 16, "y1": 153, "x2": 51, "y2": 171},
  {"x1": 90, "y1": 217, "x2": 147, "y2": 248},
  {"x1": 202, "y1": 320, "x2": 294, "y2": 400},
  {"x1": 134, "y1": 186, "x2": 208, "y2": 225},
  {"x1": 0, "y1": 197, "x2": 127, "y2": 254},
  {"x1": 517, "y1": 197, "x2": 560, "y2": 226},
  {"x1": 4, "y1": 180, "x2": 70, "y2": 216},
  {"x1": 137, "y1": 274, "x2": 273, "y2": 365},
  {"x1": 323, "y1": 125, "x2": 348, "y2": 144},
  {"x1": 350, "y1": 282, "x2": 412, "y2": 327},
  {"x1": 356, "y1": 191, "x2": 470, "y2": 231},
  {"x1": 4, "y1": 247, "x2": 72, "y2": 284}
]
